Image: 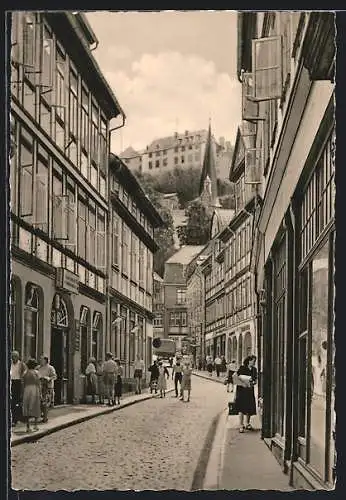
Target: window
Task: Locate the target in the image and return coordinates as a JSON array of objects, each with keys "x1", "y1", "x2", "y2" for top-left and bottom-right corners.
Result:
[
  {"x1": 122, "y1": 222, "x2": 129, "y2": 275},
  {"x1": 69, "y1": 70, "x2": 78, "y2": 137},
  {"x1": 92, "y1": 312, "x2": 102, "y2": 360},
  {"x1": 280, "y1": 12, "x2": 292, "y2": 97},
  {"x1": 40, "y1": 25, "x2": 53, "y2": 93},
  {"x1": 181, "y1": 156, "x2": 185, "y2": 164},
  {"x1": 181, "y1": 311, "x2": 187, "y2": 327},
  {"x1": 88, "y1": 202, "x2": 96, "y2": 267},
  {"x1": 242, "y1": 73, "x2": 260, "y2": 121},
  {"x1": 80, "y1": 306, "x2": 90, "y2": 374},
  {"x1": 91, "y1": 102, "x2": 99, "y2": 164},
  {"x1": 245, "y1": 148, "x2": 262, "y2": 185},
  {"x1": 176, "y1": 288, "x2": 186, "y2": 305},
  {"x1": 77, "y1": 196, "x2": 87, "y2": 259},
  {"x1": 181, "y1": 146, "x2": 185, "y2": 152},
  {"x1": 66, "y1": 177, "x2": 76, "y2": 249},
  {"x1": 55, "y1": 47, "x2": 66, "y2": 122},
  {"x1": 24, "y1": 284, "x2": 39, "y2": 361},
  {"x1": 235, "y1": 176, "x2": 245, "y2": 212},
  {"x1": 174, "y1": 157, "x2": 178, "y2": 165},
  {"x1": 153, "y1": 314, "x2": 163, "y2": 327},
  {"x1": 301, "y1": 133, "x2": 335, "y2": 261},
  {"x1": 112, "y1": 210, "x2": 119, "y2": 266},
  {"x1": 155, "y1": 160, "x2": 160, "y2": 168},
  {"x1": 139, "y1": 242, "x2": 144, "y2": 286},
  {"x1": 100, "y1": 116, "x2": 108, "y2": 174},
  {"x1": 170, "y1": 312, "x2": 180, "y2": 327},
  {"x1": 23, "y1": 13, "x2": 36, "y2": 78},
  {"x1": 174, "y1": 147, "x2": 178, "y2": 153},
  {"x1": 99, "y1": 172, "x2": 106, "y2": 199},
  {"x1": 251, "y1": 36, "x2": 283, "y2": 101},
  {"x1": 148, "y1": 161, "x2": 152, "y2": 170},
  {"x1": 129, "y1": 311, "x2": 136, "y2": 362},
  {"x1": 120, "y1": 306, "x2": 127, "y2": 361},
  {"x1": 163, "y1": 158, "x2": 167, "y2": 167},
  {"x1": 96, "y1": 209, "x2": 106, "y2": 269},
  {"x1": 81, "y1": 86, "x2": 89, "y2": 153}
]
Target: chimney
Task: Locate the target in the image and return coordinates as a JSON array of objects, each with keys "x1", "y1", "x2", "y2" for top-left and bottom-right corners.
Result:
[{"x1": 219, "y1": 136, "x2": 225, "y2": 148}]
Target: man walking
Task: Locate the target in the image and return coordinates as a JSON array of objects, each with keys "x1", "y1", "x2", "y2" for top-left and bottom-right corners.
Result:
[
  {"x1": 133, "y1": 354, "x2": 145, "y2": 394},
  {"x1": 10, "y1": 351, "x2": 26, "y2": 426},
  {"x1": 172, "y1": 359, "x2": 183, "y2": 398},
  {"x1": 103, "y1": 352, "x2": 117, "y2": 405},
  {"x1": 214, "y1": 355, "x2": 222, "y2": 377}
]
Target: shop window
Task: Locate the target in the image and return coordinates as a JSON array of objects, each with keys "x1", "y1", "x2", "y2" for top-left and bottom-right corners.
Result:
[
  {"x1": 80, "y1": 306, "x2": 90, "y2": 374},
  {"x1": 309, "y1": 241, "x2": 329, "y2": 477},
  {"x1": 24, "y1": 283, "x2": 39, "y2": 361}
]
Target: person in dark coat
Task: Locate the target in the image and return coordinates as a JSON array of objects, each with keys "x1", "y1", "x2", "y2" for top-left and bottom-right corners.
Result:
[
  {"x1": 148, "y1": 360, "x2": 159, "y2": 393},
  {"x1": 235, "y1": 355, "x2": 257, "y2": 433}
]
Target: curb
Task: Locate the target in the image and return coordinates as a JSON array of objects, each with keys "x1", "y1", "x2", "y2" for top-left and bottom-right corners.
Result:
[
  {"x1": 11, "y1": 388, "x2": 175, "y2": 447},
  {"x1": 203, "y1": 408, "x2": 228, "y2": 490},
  {"x1": 193, "y1": 372, "x2": 225, "y2": 385}
]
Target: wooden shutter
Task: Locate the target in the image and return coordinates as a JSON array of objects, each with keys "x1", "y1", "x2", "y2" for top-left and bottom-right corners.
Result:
[
  {"x1": 66, "y1": 199, "x2": 76, "y2": 247},
  {"x1": 40, "y1": 38, "x2": 54, "y2": 90},
  {"x1": 252, "y1": 36, "x2": 283, "y2": 101},
  {"x1": 22, "y1": 13, "x2": 36, "y2": 70},
  {"x1": 20, "y1": 164, "x2": 33, "y2": 217},
  {"x1": 33, "y1": 173, "x2": 48, "y2": 231},
  {"x1": 244, "y1": 148, "x2": 263, "y2": 185},
  {"x1": 242, "y1": 73, "x2": 261, "y2": 121}
]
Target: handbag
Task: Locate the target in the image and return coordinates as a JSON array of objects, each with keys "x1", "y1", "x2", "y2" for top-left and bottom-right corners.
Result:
[
  {"x1": 223, "y1": 377, "x2": 228, "y2": 386},
  {"x1": 228, "y1": 401, "x2": 238, "y2": 415},
  {"x1": 232, "y1": 372, "x2": 251, "y2": 388}
]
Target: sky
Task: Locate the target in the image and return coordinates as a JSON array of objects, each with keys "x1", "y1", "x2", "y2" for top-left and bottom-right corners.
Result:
[{"x1": 86, "y1": 11, "x2": 242, "y2": 153}]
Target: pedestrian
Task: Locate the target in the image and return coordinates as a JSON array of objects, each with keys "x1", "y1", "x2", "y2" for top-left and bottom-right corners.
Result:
[
  {"x1": 221, "y1": 355, "x2": 227, "y2": 374},
  {"x1": 180, "y1": 362, "x2": 193, "y2": 402},
  {"x1": 157, "y1": 361, "x2": 169, "y2": 398},
  {"x1": 234, "y1": 355, "x2": 258, "y2": 433},
  {"x1": 226, "y1": 359, "x2": 237, "y2": 393},
  {"x1": 10, "y1": 350, "x2": 26, "y2": 426},
  {"x1": 133, "y1": 354, "x2": 145, "y2": 394},
  {"x1": 148, "y1": 360, "x2": 159, "y2": 394},
  {"x1": 214, "y1": 355, "x2": 222, "y2": 377},
  {"x1": 36, "y1": 356, "x2": 57, "y2": 411},
  {"x1": 39, "y1": 376, "x2": 50, "y2": 423},
  {"x1": 96, "y1": 359, "x2": 105, "y2": 404},
  {"x1": 197, "y1": 357, "x2": 202, "y2": 371},
  {"x1": 172, "y1": 358, "x2": 183, "y2": 397},
  {"x1": 22, "y1": 358, "x2": 41, "y2": 432},
  {"x1": 206, "y1": 355, "x2": 213, "y2": 376},
  {"x1": 114, "y1": 359, "x2": 123, "y2": 405},
  {"x1": 102, "y1": 352, "x2": 117, "y2": 406},
  {"x1": 85, "y1": 357, "x2": 97, "y2": 404},
  {"x1": 169, "y1": 357, "x2": 173, "y2": 368}
]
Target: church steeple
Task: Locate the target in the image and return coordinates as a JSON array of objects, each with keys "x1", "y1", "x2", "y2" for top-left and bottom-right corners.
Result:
[{"x1": 199, "y1": 121, "x2": 219, "y2": 206}]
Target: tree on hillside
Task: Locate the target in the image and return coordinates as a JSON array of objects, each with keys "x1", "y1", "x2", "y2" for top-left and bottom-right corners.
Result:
[
  {"x1": 156, "y1": 166, "x2": 201, "y2": 207},
  {"x1": 184, "y1": 199, "x2": 212, "y2": 246},
  {"x1": 134, "y1": 171, "x2": 176, "y2": 277}
]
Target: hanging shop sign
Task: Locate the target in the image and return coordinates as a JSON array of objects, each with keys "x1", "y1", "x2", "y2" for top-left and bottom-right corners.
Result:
[{"x1": 56, "y1": 268, "x2": 80, "y2": 295}]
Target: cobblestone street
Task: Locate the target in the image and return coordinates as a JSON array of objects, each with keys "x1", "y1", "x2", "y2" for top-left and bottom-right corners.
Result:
[{"x1": 11, "y1": 376, "x2": 228, "y2": 491}]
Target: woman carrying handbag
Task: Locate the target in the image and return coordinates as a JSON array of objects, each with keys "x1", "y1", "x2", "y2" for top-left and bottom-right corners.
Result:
[{"x1": 233, "y1": 355, "x2": 257, "y2": 433}]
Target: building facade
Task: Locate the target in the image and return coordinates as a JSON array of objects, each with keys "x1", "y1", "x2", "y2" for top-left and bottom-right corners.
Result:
[
  {"x1": 153, "y1": 272, "x2": 164, "y2": 340},
  {"x1": 9, "y1": 11, "x2": 125, "y2": 404},
  {"x1": 238, "y1": 11, "x2": 335, "y2": 489},
  {"x1": 108, "y1": 155, "x2": 164, "y2": 380},
  {"x1": 163, "y1": 246, "x2": 204, "y2": 352},
  {"x1": 185, "y1": 250, "x2": 209, "y2": 365},
  {"x1": 120, "y1": 129, "x2": 232, "y2": 179}
]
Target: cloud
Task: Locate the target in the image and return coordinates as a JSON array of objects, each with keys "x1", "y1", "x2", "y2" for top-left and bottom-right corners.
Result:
[{"x1": 104, "y1": 51, "x2": 241, "y2": 152}]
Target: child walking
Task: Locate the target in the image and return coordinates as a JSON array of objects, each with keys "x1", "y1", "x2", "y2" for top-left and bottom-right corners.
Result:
[
  {"x1": 157, "y1": 362, "x2": 169, "y2": 398},
  {"x1": 22, "y1": 358, "x2": 41, "y2": 432}
]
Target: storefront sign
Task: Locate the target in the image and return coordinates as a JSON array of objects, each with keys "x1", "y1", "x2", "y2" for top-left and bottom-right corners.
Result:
[
  {"x1": 56, "y1": 268, "x2": 79, "y2": 295},
  {"x1": 74, "y1": 319, "x2": 80, "y2": 351}
]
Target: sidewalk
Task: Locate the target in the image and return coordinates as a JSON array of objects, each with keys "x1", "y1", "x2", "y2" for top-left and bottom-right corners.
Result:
[
  {"x1": 11, "y1": 383, "x2": 174, "y2": 447},
  {"x1": 193, "y1": 369, "x2": 227, "y2": 384},
  {"x1": 195, "y1": 373, "x2": 293, "y2": 491}
]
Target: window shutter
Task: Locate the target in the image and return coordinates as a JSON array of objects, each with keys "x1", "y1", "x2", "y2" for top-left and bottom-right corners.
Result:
[
  {"x1": 240, "y1": 121, "x2": 257, "y2": 150},
  {"x1": 40, "y1": 38, "x2": 54, "y2": 90},
  {"x1": 11, "y1": 14, "x2": 21, "y2": 64},
  {"x1": 252, "y1": 36, "x2": 283, "y2": 101},
  {"x1": 22, "y1": 14, "x2": 36, "y2": 70},
  {"x1": 244, "y1": 148, "x2": 263, "y2": 185},
  {"x1": 20, "y1": 164, "x2": 33, "y2": 217},
  {"x1": 33, "y1": 173, "x2": 48, "y2": 231},
  {"x1": 66, "y1": 199, "x2": 76, "y2": 246},
  {"x1": 96, "y1": 230, "x2": 106, "y2": 269},
  {"x1": 53, "y1": 194, "x2": 68, "y2": 240},
  {"x1": 242, "y1": 73, "x2": 261, "y2": 121}
]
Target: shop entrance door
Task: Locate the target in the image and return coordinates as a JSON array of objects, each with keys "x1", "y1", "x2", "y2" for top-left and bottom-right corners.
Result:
[
  {"x1": 50, "y1": 294, "x2": 70, "y2": 405},
  {"x1": 50, "y1": 327, "x2": 69, "y2": 405}
]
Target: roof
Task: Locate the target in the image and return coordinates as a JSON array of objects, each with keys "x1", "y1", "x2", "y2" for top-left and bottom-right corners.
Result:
[
  {"x1": 147, "y1": 129, "x2": 208, "y2": 152},
  {"x1": 165, "y1": 245, "x2": 205, "y2": 266},
  {"x1": 120, "y1": 146, "x2": 140, "y2": 159},
  {"x1": 199, "y1": 123, "x2": 218, "y2": 203}
]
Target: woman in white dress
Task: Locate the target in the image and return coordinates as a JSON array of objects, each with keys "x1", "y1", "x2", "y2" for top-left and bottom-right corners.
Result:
[{"x1": 157, "y1": 362, "x2": 169, "y2": 398}]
